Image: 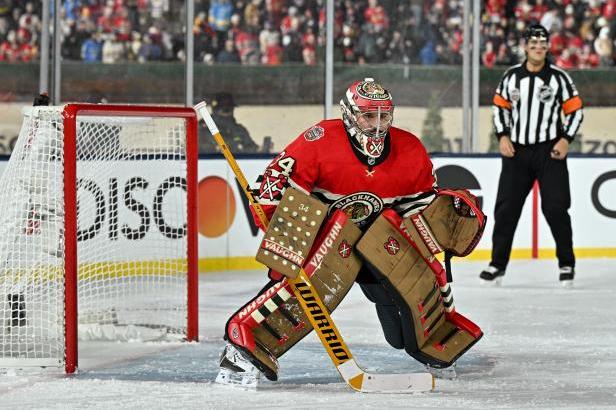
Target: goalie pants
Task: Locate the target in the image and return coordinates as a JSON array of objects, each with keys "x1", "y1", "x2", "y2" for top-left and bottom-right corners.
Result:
[
  {"x1": 491, "y1": 141, "x2": 575, "y2": 270},
  {"x1": 359, "y1": 282, "x2": 405, "y2": 350}
]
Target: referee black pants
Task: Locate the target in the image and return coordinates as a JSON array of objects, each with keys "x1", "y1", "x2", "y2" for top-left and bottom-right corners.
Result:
[{"x1": 491, "y1": 141, "x2": 575, "y2": 270}]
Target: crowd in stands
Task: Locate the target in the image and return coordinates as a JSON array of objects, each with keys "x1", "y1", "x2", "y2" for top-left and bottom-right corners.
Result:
[{"x1": 1, "y1": 0, "x2": 616, "y2": 68}]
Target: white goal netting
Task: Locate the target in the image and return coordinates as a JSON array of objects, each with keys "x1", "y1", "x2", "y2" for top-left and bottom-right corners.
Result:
[{"x1": 0, "y1": 105, "x2": 197, "y2": 369}]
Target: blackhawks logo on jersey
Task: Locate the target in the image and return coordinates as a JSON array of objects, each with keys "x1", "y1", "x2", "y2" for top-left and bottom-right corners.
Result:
[{"x1": 331, "y1": 192, "x2": 383, "y2": 227}]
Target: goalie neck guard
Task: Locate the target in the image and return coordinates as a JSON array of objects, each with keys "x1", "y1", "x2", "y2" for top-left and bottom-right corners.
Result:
[{"x1": 340, "y1": 78, "x2": 394, "y2": 160}]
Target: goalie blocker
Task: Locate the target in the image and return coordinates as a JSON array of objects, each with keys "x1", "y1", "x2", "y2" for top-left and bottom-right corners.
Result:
[
  {"x1": 223, "y1": 189, "x2": 363, "y2": 380},
  {"x1": 356, "y1": 189, "x2": 485, "y2": 368}
]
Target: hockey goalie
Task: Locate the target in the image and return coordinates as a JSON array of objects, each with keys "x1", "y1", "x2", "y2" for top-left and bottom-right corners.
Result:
[{"x1": 215, "y1": 78, "x2": 485, "y2": 388}]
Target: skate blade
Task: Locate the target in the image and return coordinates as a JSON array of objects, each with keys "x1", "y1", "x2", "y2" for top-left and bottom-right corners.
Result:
[
  {"x1": 215, "y1": 369, "x2": 259, "y2": 390},
  {"x1": 560, "y1": 280, "x2": 574, "y2": 289},
  {"x1": 480, "y1": 277, "x2": 503, "y2": 287},
  {"x1": 425, "y1": 366, "x2": 457, "y2": 380}
]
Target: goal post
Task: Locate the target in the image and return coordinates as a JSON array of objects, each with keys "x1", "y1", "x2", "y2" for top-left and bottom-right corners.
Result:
[{"x1": 0, "y1": 104, "x2": 199, "y2": 373}]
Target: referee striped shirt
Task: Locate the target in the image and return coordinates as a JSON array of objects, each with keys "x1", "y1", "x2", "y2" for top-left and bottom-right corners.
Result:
[{"x1": 493, "y1": 62, "x2": 583, "y2": 144}]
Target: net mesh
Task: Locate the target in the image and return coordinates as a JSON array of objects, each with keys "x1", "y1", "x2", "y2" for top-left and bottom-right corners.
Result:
[{"x1": 0, "y1": 106, "x2": 191, "y2": 367}]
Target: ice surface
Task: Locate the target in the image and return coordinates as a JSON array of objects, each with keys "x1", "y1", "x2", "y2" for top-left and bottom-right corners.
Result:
[{"x1": 1, "y1": 259, "x2": 615, "y2": 409}]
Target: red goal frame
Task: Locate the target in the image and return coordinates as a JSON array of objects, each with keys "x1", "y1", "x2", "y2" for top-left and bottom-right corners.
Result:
[{"x1": 62, "y1": 104, "x2": 199, "y2": 373}]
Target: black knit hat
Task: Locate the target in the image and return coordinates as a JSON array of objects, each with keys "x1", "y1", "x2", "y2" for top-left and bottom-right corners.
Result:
[{"x1": 212, "y1": 92, "x2": 237, "y2": 110}]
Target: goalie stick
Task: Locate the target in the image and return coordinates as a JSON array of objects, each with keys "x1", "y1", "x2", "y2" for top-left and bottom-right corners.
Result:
[{"x1": 195, "y1": 101, "x2": 434, "y2": 393}]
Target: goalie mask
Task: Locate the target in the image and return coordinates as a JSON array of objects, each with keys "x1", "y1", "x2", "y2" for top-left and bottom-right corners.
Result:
[{"x1": 340, "y1": 78, "x2": 394, "y2": 159}]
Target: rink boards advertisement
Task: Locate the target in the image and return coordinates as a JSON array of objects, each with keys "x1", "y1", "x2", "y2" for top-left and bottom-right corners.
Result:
[{"x1": 0, "y1": 156, "x2": 614, "y2": 270}]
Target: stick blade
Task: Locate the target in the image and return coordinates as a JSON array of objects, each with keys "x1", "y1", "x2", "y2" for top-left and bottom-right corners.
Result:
[{"x1": 356, "y1": 372, "x2": 435, "y2": 393}]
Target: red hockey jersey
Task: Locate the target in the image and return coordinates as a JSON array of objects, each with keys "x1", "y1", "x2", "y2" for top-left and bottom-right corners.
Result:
[{"x1": 255, "y1": 119, "x2": 437, "y2": 230}]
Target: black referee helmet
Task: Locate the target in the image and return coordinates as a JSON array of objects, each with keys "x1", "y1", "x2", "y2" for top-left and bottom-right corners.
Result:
[{"x1": 524, "y1": 24, "x2": 550, "y2": 42}]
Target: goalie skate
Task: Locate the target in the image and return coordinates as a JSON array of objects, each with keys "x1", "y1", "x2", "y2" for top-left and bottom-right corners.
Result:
[
  {"x1": 215, "y1": 344, "x2": 261, "y2": 389},
  {"x1": 425, "y1": 363, "x2": 457, "y2": 380}
]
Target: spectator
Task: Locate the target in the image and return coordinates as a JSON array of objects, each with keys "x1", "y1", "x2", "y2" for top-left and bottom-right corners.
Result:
[
  {"x1": 138, "y1": 32, "x2": 162, "y2": 62},
  {"x1": 199, "y1": 92, "x2": 258, "y2": 154},
  {"x1": 128, "y1": 30, "x2": 141, "y2": 61},
  {"x1": 265, "y1": 0, "x2": 284, "y2": 27},
  {"x1": 262, "y1": 31, "x2": 283, "y2": 65},
  {"x1": 2, "y1": 0, "x2": 616, "y2": 68},
  {"x1": 63, "y1": 0, "x2": 80, "y2": 22},
  {"x1": 364, "y1": 0, "x2": 389, "y2": 32},
  {"x1": 385, "y1": 30, "x2": 409, "y2": 64},
  {"x1": 83, "y1": 33, "x2": 104, "y2": 63},
  {"x1": 495, "y1": 41, "x2": 514, "y2": 66},
  {"x1": 259, "y1": 20, "x2": 277, "y2": 55},
  {"x1": 282, "y1": 30, "x2": 303, "y2": 62},
  {"x1": 97, "y1": 6, "x2": 114, "y2": 34},
  {"x1": 356, "y1": 23, "x2": 378, "y2": 63},
  {"x1": 482, "y1": 40, "x2": 496, "y2": 68},
  {"x1": 217, "y1": 38, "x2": 240, "y2": 63},
  {"x1": 0, "y1": 29, "x2": 33, "y2": 62},
  {"x1": 578, "y1": 43, "x2": 600, "y2": 68},
  {"x1": 209, "y1": 0, "x2": 233, "y2": 34},
  {"x1": 19, "y1": 2, "x2": 41, "y2": 37},
  {"x1": 102, "y1": 33, "x2": 125, "y2": 63},
  {"x1": 63, "y1": 18, "x2": 82, "y2": 58},
  {"x1": 301, "y1": 27, "x2": 315, "y2": 65},
  {"x1": 244, "y1": 0, "x2": 262, "y2": 32},
  {"x1": 419, "y1": 40, "x2": 437, "y2": 65},
  {"x1": 235, "y1": 24, "x2": 260, "y2": 64},
  {"x1": 341, "y1": 23, "x2": 357, "y2": 63},
  {"x1": 594, "y1": 26, "x2": 613, "y2": 66},
  {"x1": 556, "y1": 47, "x2": 576, "y2": 68},
  {"x1": 550, "y1": 29, "x2": 567, "y2": 58}
]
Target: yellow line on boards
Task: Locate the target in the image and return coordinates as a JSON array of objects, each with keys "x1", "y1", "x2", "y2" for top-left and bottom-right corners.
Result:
[
  {"x1": 449, "y1": 248, "x2": 616, "y2": 261},
  {"x1": 198, "y1": 257, "x2": 266, "y2": 272},
  {"x1": 198, "y1": 248, "x2": 616, "y2": 272}
]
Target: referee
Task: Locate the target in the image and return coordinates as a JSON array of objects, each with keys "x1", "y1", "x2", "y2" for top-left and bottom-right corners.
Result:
[{"x1": 480, "y1": 24, "x2": 583, "y2": 286}]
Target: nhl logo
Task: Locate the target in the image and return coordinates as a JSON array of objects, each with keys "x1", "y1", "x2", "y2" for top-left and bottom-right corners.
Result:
[
  {"x1": 510, "y1": 88, "x2": 521, "y2": 102},
  {"x1": 384, "y1": 236, "x2": 400, "y2": 255},
  {"x1": 538, "y1": 85, "x2": 554, "y2": 103},
  {"x1": 303, "y1": 125, "x2": 325, "y2": 141},
  {"x1": 338, "y1": 240, "x2": 351, "y2": 258}
]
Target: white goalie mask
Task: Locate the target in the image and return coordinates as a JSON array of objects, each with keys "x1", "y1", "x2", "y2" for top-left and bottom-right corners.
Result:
[{"x1": 340, "y1": 78, "x2": 394, "y2": 159}]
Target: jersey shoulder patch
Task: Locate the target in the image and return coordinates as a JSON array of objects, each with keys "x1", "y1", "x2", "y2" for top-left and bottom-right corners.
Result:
[{"x1": 303, "y1": 125, "x2": 325, "y2": 141}]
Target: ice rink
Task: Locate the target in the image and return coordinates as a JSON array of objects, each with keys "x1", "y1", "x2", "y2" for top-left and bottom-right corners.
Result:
[{"x1": 1, "y1": 259, "x2": 615, "y2": 409}]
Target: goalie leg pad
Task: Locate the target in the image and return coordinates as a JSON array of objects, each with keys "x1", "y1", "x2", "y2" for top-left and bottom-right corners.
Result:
[
  {"x1": 356, "y1": 211, "x2": 482, "y2": 368},
  {"x1": 225, "y1": 210, "x2": 363, "y2": 380}
]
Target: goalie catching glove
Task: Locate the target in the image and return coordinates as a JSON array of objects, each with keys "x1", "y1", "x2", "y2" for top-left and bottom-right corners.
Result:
[
  {"x1": 404, "y1": 188, "x2": 486, "y2": 282},
  {"x1": 355, "y1": 189, "x2": 485, "y2": 368}
]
